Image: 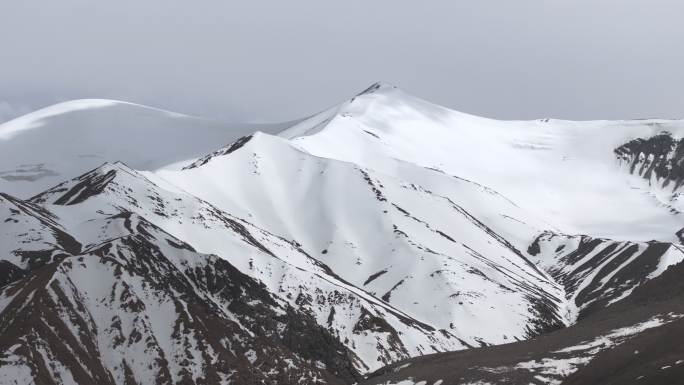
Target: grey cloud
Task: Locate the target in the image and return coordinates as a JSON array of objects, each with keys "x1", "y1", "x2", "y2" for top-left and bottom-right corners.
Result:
[
  {"x1": 0, "y1": 101, "x2": 30, "y2": 123},
  {"x1": 1, "y1": 0, "x2": 683, "y2": 124}
]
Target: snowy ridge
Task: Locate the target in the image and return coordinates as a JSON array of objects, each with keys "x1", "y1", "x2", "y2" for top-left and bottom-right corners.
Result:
[
  {"x1": 0, "y1": 192, "x2": 80, "y2": 274},
  {"x1": 0, "y1": 209, "x2": 360, "y2": 384},
  {"x1": 280, "y1": 84, "x2": 684, "y2": 242},
  {"x1": 1, "y1": 83, "x2": 684, "y2": 384},
  {"x1": 32, "y1": 162, "x2": 474, "y2": 372},
  {"x1": 0, "y1": 100, "x2": 288, "y2": 197},
  {"x1": 159, "y1": 131, "x2": 568, "y2": 343}
]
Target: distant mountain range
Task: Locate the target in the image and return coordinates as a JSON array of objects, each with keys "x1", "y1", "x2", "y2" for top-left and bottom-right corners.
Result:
[{"x1": 0, "y1": 82, "x2": 682, "y2": 384}]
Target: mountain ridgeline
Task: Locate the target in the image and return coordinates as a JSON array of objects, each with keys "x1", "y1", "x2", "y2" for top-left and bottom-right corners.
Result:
[{"x1": 0, "y1": 83, "x2": 683, "y2": 384}]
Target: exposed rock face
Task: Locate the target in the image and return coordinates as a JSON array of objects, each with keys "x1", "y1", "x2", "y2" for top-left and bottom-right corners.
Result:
[
  {"x1": 615, "y1": 131, "x2": 684, "y2": 192},
  {"x1": 183, "y1": 135, "x2": 254, "y2": 170},
  {"x1": 0, "y1": 192, "x2": 81, "y2": 277},
  {"x1": 0, "y1": 208, "x2": 359, "y2": 385},
  {"x1": 528, "y1": 231, "x2": 684, "y2": 320}
]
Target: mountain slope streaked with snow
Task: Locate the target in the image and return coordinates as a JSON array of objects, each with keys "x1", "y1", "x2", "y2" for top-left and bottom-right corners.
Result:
[
  {"x1": 0, "y1": 99, "x2": 288, "y2": 197},
  {"x1": 158, "y1": 131, "x2": 568, "y2": 348},
  {"x1": 1, "y1": 83, "x2": 683, "y2": 384}
]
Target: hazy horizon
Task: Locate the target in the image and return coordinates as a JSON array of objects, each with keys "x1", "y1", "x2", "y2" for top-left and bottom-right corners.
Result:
[{"x1": 2, "y1": 0, "x2": 683, "y2": 124}]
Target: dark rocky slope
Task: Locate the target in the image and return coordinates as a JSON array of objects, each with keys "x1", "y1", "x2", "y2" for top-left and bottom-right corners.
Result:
[
  {"x1": 361, "y1": 259, "x2": 684, "y2": 385},
  {"x1": 0, "y1": 209, "x2": 360, "y2": 384}
]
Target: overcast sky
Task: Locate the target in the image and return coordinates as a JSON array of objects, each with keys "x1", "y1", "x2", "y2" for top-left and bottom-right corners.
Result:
[{"x1": 1, "y1": 1, "x2": 683, "y2": 123}]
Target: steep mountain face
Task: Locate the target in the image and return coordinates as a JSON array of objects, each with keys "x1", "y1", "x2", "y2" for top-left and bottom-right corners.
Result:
[
  {"x1": 32, "y1": 163, "x2": 471, "y2": 373},
  {"x1": 281, "y1": 83, "x2": 684, "y2": 242},
  {"x1": 614, "y1": 131, "x2": 684, "y2": 214},
  {"x1": 615, "y1": 131, "x2": 684, "y2": 191},
  {"x1": 1, "y1": 83, "x2": 684, "y2": 384},
  {"x1": 0, "y1": 193, "x2": 80, "y2": 285},
  {"x1": 0, "y1": 204, "x2": 359, "y2": 384},
  {"x1": 159, "y1": 132, "x2": 568, "y2": 349},
  {"x1": 528, "y1": 232, "x2": 684, "y2": 320},
  {"x1": 361, "y1": 256, "x2": 684, "y2": 385}
]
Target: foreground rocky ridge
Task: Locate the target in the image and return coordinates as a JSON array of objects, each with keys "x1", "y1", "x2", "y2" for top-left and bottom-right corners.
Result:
[{"x1": 0, "y1": 206, "x2": 359, "y2": 384}]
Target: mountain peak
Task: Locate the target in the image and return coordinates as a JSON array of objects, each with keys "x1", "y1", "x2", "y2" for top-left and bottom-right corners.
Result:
[
  {"x1": 30, "y1": 161, "x2": 145, "y2": 205},
  {"x1": 356, "y1": 81, "x2": 399, "y2": 96},
  {"x1": 0, "y1": 99, "x2": 121, "y2": 140},
  {"x1": 0, "y1": 97, "x2": 293, "y2": 197},
  {"x1": 182, "y1": 134, "x2": 255, "y2": 169}
]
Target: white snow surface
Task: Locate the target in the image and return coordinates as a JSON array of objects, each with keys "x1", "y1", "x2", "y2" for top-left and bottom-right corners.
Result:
[
  {"x1": 281, "y1": 83, "x2": 683, "y2": 242},
  {"x1": 157, "y1": 133, "x2": 569, "y2": 346},
  {"x1": 0, "y1": 193, "x2": 73, "y2": 269},
  {"x1": 37, "y1": 163, "x2": 474, "y2": 372},
  {"x1": 2, "y1": 82, "x2": 684, "y2": 379}
]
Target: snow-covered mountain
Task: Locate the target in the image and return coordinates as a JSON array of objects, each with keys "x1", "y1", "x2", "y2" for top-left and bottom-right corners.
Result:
[
  {"x1": 280, "y1": 83, "x2": 683, "y2": 242},
  {"x1": 0, "y1": 99, "x2": 289, "y2": 197},
  {"x1": 1, "y1": 83, "x2": 683, "y2": 384}
]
